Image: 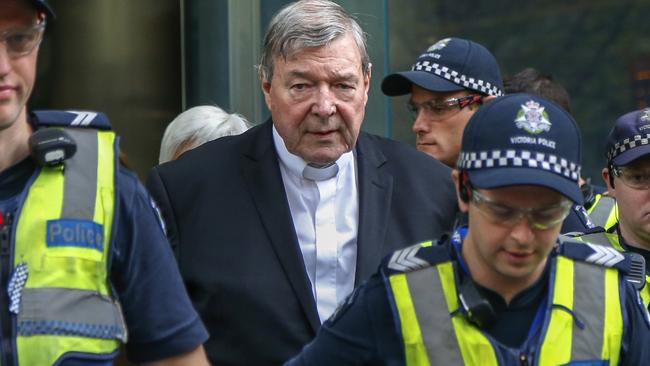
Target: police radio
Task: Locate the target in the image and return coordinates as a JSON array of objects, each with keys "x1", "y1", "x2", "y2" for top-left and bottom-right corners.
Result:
[
  {"x1": 458, "y1": 277, "x2": 496, "y2": 329},
  {"x1": 29, "y1": 128, "x2": 77, "y2": 167}
]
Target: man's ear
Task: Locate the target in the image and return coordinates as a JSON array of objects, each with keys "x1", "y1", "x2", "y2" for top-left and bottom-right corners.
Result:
[
  {"x1": 361, "y1": 63, "x2": 372, "y2": 105},
  {"x1": 452, "y1": 169, "x2": 469, "y2": 213},
  {"x1": 602, "y1": 167, "x2": 616, "y2": 198},
  {"x1": 261, "y1": 79, "x2": 273, "y2": 111}
]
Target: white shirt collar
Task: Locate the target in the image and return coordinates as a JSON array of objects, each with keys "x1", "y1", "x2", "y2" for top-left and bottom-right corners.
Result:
[{"x1": 272, "y1": 125, "x2": 353, "y2": 179}]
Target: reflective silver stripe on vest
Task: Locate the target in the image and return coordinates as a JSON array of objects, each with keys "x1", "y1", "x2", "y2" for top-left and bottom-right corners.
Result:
[
  {"x1": 403, "y1": 259, "x2": 609, "y2": 363},
  {"x1": 405, "y1": 267, "x2": 464, "y2": 365},
  {"x1": 589, "y1": 196, "x2": 615, "y2": 228},
  {"x1": 571, "y1": 261, "x2": 605, "y2": 359},
  {"x1": 62, "y1": 129, "x2": 98, "y2": 220},
  {"x1": 575, "y1": 231, "x2": 612, "y2": 247},
  {"x1": 17, "y1": 288, "x2": 127, "y2": 342}
]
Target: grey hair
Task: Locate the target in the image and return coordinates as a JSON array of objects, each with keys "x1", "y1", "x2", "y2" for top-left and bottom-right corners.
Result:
[
  {"x1": 258, "y1": 0, "x2": 370, "y2": 83},
  {"x1": 159, "y1": 105, "x2": 250, "y2": 164}
]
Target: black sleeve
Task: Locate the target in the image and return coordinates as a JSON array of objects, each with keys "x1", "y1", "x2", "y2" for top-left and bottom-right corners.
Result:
[
  {"x1": 620, "y1": 282, "x2": 650, "y2": 365},
  {"x1": 111, "y1": 169, "x2": 208, "y2": 362},
  {"x1": 145, "y1": 166, "x2": 180, "y2": 256},
  {"x1": 284, "y1": 274, "x2": 404, "y2": 366}
]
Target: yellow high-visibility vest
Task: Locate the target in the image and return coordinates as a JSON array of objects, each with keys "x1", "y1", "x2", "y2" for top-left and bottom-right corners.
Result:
[
  {"x1": 571, "y1": 229, "x2": 650, "y2": 307},
  {"x1": 386, "y1": 242, "x2": 624, "y2": 365},
  {"x1": 11, "y1": 126, "x2": 126, "y2": 365},
  {"x1": 586, "y1": 194, "x2": 617, "y2": 231}
]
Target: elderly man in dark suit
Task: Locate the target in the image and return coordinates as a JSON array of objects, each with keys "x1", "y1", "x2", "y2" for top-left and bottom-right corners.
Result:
[{"x1": 146, "y1": 1, "x2": 458, "y2": 365}]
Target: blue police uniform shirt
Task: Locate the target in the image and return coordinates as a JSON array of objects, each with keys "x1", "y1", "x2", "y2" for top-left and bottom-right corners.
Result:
[
  {"x1": 285, "y1": 239, "x2": 650, "y2": 366},
  {"x1": 0, "y1": 157, "x2": 208, "y2": 363}
]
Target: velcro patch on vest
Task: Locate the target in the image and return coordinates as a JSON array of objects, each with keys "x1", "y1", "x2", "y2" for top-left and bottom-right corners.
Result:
[{"x1": 46, "y1": 219, "x2": 104, "y2": 252}]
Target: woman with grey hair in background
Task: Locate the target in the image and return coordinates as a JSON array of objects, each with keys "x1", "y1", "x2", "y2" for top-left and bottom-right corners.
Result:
[{"x1": 158, "y1": 105, "x2": 250, "y2": 163}]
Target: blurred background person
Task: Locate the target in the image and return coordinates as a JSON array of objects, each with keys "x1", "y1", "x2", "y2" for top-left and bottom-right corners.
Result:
[
  {"x1": 570, "y1": 108, "x2": 650, "y2": 307},
  {"x1": 503, "y1": 67, "x2": 609, "y2": 233},
  {"x1": 158, "y1": 105, "x2": 250, "y2": 163},
  {"x1": 503, "y1": 67, "x2": 572, "y2": 112}
]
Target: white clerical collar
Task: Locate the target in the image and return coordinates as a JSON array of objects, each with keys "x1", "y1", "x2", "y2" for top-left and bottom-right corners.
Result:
[{"x1": 272, "y1": 125, "x2": 353, "y2": 180}]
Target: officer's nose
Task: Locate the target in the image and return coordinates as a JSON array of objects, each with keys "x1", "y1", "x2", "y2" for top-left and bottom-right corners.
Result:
[
  {"x1": 510, "y1": 216, "x2": 535, "y2": 244},
  {"x1": 0, "y1": 45, "x2": 10, "y2": 77},
  {"x1": 312, "y1": 87, "x2": 336, "y2": 118},
  {"x1": 412, "y1": 112, "x2": 430, "y2": 134}
]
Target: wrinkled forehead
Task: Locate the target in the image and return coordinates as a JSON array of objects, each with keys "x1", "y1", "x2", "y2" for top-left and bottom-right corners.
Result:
[{"x1": 280, "y1": 35, "x2": 364, "y2": 70}]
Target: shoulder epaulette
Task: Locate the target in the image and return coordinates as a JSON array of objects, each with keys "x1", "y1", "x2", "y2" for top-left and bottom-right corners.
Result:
[
  {"x1": 557, "y1": 237, "x2": 646, "y2": 290},
  {"x1": 382, "y1": 240, "x2": 451, "y2": 275},
  {"x1": 32, "y1": 110, "x2": 112, "y2": 130}
]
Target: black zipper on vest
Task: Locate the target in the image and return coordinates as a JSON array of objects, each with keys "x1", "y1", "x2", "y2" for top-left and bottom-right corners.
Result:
[{"x1": 0, "y1": 211, "x2": 13, "y2": 365}]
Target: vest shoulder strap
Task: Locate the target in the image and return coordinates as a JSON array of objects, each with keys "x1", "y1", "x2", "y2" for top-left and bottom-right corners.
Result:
[
  {"x1": 557, "y1": 238, "x2": 646, "y2": 290},
  {"x1": 561, "y1": 230, "x2": 613, "y2": 247},
  {"x1": 32, "y1": 110, "x2": 112, "y2": 130},
  {"x1": 382, "y1": 240, "x2": 451, "y2": 275},
  {"x1": 588, "y1": 195, "x2": 616, "y2": 228}
]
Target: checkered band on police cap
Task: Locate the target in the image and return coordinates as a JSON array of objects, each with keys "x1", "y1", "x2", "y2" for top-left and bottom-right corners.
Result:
[
  {"x1": 608, "y1": 134, "x2": 650, "y2": 161},
  {"x1": 411, "y1": 60, "x2": 503, "y2": 97},
  {"x1": 606, "y1": 108, "x2": 650, "y2": 166},
  {"x1": 381, "y1": 37, "x2": 504, "y2": 97},
  {"x1": 458, "y1": 150, "x2": 580, "y2": 181},
  {"x1": 458, "y1": 93, "x2": 583, "y2": 204}
]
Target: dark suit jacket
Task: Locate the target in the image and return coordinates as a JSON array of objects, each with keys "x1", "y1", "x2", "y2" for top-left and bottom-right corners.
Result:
[{"x1": 146, "y1": 120, "x2": 458, "y2": 366}]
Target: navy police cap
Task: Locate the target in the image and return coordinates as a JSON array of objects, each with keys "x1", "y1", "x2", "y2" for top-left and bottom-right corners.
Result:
[
  {"x1": 381, "y1": 37, "x2": 503, "y2": 97},
  {"x1": 606, "y1": 108, "x2": 650, "y2": 166},
  {"x1": 458, "y1": 93, "x2": 583, "y2": 204},
  {"x1": 31, "y1": 0, "x2": 55, "y2": 19}
]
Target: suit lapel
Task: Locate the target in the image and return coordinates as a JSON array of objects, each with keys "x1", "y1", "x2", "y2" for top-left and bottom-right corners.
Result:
[
  {"x1": 355, "y1": 133, "x2": 393, "y2": 285},
  {"x1": 241, "y1": 121, "x2": 321, "y2": 332}
]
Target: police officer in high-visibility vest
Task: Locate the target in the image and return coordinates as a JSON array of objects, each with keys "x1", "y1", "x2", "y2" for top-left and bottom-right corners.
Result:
[
  {"x1": 569, "y1": 108, "x2": 650, "y2": 307},
  {"x1": 0, "y1": 1, "x2": 209, "y2": 364},
  {"x1": 285, "y1": 94, "x2": 650, "y2": 366}
]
